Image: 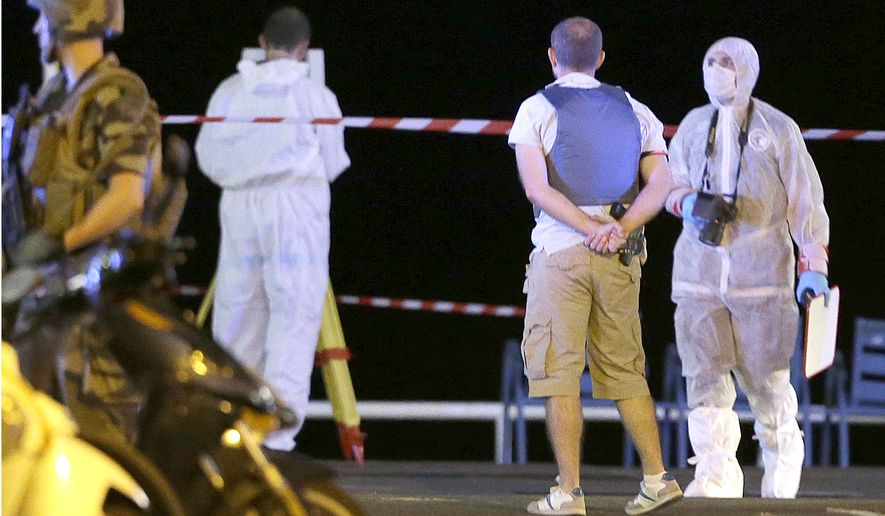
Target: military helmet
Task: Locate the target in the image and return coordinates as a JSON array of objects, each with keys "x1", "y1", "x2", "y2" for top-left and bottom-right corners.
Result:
[{"x1": 27, "y1": 0, "x2": 124, "y2": 41}]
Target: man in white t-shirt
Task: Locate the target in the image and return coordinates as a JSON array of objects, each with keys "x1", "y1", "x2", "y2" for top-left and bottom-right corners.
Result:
[{"x1": 509, "y1": 17, "x2": 681, "y2": 516}]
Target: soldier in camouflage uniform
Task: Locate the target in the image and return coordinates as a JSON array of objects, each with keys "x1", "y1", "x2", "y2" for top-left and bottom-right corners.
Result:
[{"x1": 12, "y1": 0, "x2": 161, "y2": 265}]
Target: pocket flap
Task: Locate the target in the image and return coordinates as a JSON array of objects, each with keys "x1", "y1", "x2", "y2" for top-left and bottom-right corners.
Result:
[{"x1": 522, "y1": 319, "x2": 552, "y2": 381}]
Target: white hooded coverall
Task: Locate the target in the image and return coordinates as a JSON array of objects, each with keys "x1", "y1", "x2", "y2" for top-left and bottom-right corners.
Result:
[
  {"x1": 666, "y1": 38, "x2": 829, "y2": 498},
  {"x1": 196, "y1": 58, "x2": 350, "y2": 451}
]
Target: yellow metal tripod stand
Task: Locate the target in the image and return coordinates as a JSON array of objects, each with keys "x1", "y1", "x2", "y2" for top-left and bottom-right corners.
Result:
[{"x1": 196, "y1": 277, "x2": 364, "y2": 463}]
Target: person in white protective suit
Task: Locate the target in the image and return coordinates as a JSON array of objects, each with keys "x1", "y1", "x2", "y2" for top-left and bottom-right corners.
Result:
[
  {"x1": 195, "y1": 6, "x2": 350, "y2": 451},
  {"x1": 665, "y1": 37, "x2": 830, "y2": 498}
]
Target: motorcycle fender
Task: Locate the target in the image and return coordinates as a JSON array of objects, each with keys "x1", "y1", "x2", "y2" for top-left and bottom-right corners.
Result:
[{"x1": 21, "y1": 436, "x2": 149, "y2": 515}]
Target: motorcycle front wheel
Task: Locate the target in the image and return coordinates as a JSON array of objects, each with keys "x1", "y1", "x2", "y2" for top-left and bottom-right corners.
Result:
[
  {"x1": 222, "y1": 477, "x2": 364, "y2": 516},
  {"x1": 78, "y1": 430, "x2": 187, "y2": 516}
]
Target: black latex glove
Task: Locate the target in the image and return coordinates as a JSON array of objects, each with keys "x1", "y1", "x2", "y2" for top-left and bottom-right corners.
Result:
[{"x1": 12, "y1": 230, "x2": 65, "y2": 266}]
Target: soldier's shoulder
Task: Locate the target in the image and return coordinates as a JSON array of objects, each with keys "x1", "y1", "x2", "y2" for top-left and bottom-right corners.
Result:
[
  {"x1": 80, "y1": 77, "x2": 154, "y2": 134},
  {"x1": 83, "y1": 61, "x2": 150, "y2": 113},
  {"x1": 95, "y1": 65, "x2": 149, "y2": 98}
]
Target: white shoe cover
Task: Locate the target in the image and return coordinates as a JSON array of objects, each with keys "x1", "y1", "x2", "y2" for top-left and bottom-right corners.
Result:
[
  {"x1": 685, "y1": 407, "x2": 744, "y2": 498},
  {"x1": 756, "y1": 419, "x2": 803, "y2": 498}
]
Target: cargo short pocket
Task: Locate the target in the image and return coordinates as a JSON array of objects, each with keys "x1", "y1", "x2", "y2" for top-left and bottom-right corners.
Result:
[
  {"x1": 550, "y1": 245, "x2": 587, "y2": 272},
  {"x1": 522, "y1": 250, "x2": 541, "y2": 294},
  {"x1": 521, "y1": 319, "x2": 552, "y2": 380},
  {"x1": 617, "y1": 257, "x2": 642, "y2": 283},
  {"x1": 522, "y1": 262, "x2": 531, "y2": 294}
]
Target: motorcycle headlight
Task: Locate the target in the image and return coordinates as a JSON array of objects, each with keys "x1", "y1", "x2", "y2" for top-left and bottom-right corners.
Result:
[{"x1": 240, "y1": 406, "x2": 280, "y2": 440}]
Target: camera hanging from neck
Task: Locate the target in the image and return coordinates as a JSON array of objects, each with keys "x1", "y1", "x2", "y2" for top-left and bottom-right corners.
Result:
[{"x1": 699, "y1": 99, "x2": 756, "y2": 200}]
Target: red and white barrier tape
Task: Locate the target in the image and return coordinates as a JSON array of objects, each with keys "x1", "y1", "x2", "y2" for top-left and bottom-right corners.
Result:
[
  {"x1": 335, "y1": 294, "x2": 525, "y2": 318},
  {"x1": 161, "y1": 115, "x2": 514, "y2": 135},
  {"x1": 2, "y1": 113, "x2": 882, "y2": 140},
  {"x1": 175, "y1": 285, "x2": 525, "y2": 318},
  {"x1": 158, "y1": 115, "x2": 885, "y2": 141}
]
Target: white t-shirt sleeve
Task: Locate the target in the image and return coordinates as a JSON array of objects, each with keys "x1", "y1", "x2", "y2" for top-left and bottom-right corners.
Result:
[
  {"x1": 625, "y1": 93, "x2": 667, "y2": 155},
  {"x1": 507, "y1": 94, "x2": 548, "y2": 149}
]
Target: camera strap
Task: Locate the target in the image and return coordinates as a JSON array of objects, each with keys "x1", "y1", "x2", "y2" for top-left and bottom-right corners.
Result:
[{"x1": 700, "y1": 100, "x2": 756, "y2": 199}]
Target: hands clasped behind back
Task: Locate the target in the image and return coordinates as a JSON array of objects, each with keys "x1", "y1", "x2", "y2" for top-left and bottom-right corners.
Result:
[{"x1": 583, "y1": 219, "x2": 625, "y2": 254}]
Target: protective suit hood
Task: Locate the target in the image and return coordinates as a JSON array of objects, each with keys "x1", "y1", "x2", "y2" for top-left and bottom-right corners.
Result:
[
  {"x1": 196, "y1": 54, "x2": 350, "y2": 189},
  {"x1": 236, "y1": 58, "x2": 310, "y2": 94},
  {"x1": 703, "y1": 37, "x2": 759, "y2": 109}
]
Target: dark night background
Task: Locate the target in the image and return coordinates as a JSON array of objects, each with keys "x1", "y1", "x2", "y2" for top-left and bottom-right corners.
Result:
[{"x1": 3, "y1": 1, "x2": 884, "y2": 465}]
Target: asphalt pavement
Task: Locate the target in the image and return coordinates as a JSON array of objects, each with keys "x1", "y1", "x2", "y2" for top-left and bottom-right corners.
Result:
[{"x1": 320, "y1": 461, "x2": 885, "y2": 515}]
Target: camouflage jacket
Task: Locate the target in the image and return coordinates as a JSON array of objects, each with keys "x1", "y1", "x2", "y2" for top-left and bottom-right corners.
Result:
[{"x1": 22, "y1": 54, "x2": 160, "y2": 237}]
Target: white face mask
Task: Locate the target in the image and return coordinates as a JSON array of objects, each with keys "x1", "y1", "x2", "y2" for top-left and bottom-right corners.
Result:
[{"x1": 704, "y1": 63, "x2": 737, "y2": 99}]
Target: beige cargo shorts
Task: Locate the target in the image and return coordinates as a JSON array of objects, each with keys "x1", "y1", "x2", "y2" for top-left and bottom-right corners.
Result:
[{"x1": 521, "y1": 244, "x2": 649, "y2": 400}]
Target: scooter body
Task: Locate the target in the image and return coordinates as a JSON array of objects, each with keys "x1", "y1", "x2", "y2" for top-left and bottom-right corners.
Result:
[
  {"x1": 2, "y1": 342, "x2": 150, "y2": 515},
  {"x1": 4, "y1": 241, "x2": 362, "y2": 515}
]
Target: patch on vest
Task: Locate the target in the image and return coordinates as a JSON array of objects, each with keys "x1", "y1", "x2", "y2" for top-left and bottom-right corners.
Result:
[{"x1": 749, "y1": 128, "x2": 771, "y2": 151}]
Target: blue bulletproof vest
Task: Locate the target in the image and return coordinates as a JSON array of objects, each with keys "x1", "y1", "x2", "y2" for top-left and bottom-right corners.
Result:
[{"x1": 539, "y1": 83, "x2": 642, "y2": 214}]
